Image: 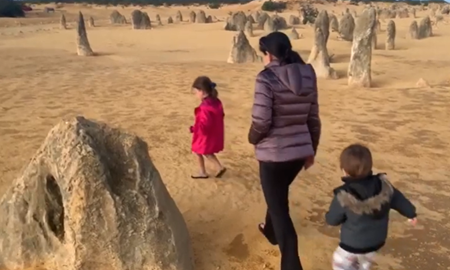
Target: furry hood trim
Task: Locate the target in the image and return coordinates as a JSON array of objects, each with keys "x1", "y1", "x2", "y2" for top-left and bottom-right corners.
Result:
[{"x1": 336, "y1": 174, "x2": 394, "y2": 215}]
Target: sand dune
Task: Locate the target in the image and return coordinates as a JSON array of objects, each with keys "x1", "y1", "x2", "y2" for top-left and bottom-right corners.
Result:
[{"x1": 1, "y1": 2, "x2": 450, "y2": 270}]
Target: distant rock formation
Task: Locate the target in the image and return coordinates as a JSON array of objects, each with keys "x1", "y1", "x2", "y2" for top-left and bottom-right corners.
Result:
[
  {"x1": 76, "y1": 12, "x2": 94, "y2": 56},
  {"x1": 110, "y1": 10, "x2": 127, "y2": 24},
  {"x1": 227, "y1": 31, "x2": 260, "y2": 64},
  {"x1": 60, "y1": 14, "x2": 66, "y2": 29},
  {"x1": 176, "y1": 10, "x2": 183, "y2": 22},
  {"x1": 348, "y1": 8, "x2": 377, "y2": 88},
  {"x1": 339, "y1": 13, "x2": 355, "y2": 41},
  {"x1": 385, "y1": 20, "x2": 396, "y2": 50},
  {"x1": 131, "y1": 10, "x2": 151, "y2": 30}
]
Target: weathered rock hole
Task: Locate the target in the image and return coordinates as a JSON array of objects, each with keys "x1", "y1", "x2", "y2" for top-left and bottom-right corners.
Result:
[{"x1": 45, "y1": 175, "x2": 65, "y2": 241}]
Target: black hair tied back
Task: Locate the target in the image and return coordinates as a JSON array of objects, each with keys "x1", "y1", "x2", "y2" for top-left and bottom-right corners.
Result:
[{"x1": 211, "y1": 82, "x2": 217, "y2": 88}]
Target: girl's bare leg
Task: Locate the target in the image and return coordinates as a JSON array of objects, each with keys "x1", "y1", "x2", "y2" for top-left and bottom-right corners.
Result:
[
  {"x1": 205, "y1": 154, "x2": 226, "y2": 177},
  {"x1": 192, "y1": 154, "x2": 208, "y2": 178}
]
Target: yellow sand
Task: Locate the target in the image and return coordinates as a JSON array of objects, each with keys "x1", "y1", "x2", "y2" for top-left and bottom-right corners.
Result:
[{"x1": 0, "y1": 2, "x2": 449, "y2": 269}]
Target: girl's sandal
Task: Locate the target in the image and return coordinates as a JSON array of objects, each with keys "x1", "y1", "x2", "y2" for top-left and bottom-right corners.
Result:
[
  {"x1": 258, "y1": 223, "x2": 278, "y2": 245},
  {"x1": 215, "y1": 168, "x2": 227, "y2": 178},
  {"x1": 191, "y1": 175, "x2": 209, "y2": 179}
]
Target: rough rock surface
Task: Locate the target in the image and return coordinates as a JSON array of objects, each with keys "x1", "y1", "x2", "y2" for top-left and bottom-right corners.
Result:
[
  {"x1": 418, "y1": 16, "x2": 432, "y2": 39},
  {"x1": 224, "y1": 11, "x2": 247, "y2": 31},
  {"x1": 339, "y1": 13, "x2": 355, "y2": 41},
  {"x1": 329, "y1": 14, "x2": 339, "y2": 32},
  {"x1": 0, "y1": 116, "x2": 195, "y2": 270},
  {"x1": 409, "y1": 20, "x2": 419, "y2": 39},
  {"x1": 245, "y1": 20, "x2": 253, "y2": 37},
  {"x1": 168, "y1": 16, "x2": 174, "y2": 24},
  {"x1": 131, "y1": 10, "x2": 151, "y2": 29},
  {"x1": 76, "y1": 12, "x2": 94, "y2": 56},
  {"x1": 348, "y1": 8, "x2": 376, "y2": 88},
  {"x1": 60, "y1": 14, "x2": 66, "y2": 29},
  {"x1": 176, "y1": 10, "x2": 183, "y2": 22},
  {"x1": 308, "y1": 27, "x2": 337, "y2": 79},
  {"x1": 227, "y1": 31, "x2": 260, "y2": 64},
  {"x1": 385, "y1": 20, "x2": 396, "y2": 50},
  {"x1": 196, "y1": 10, "x2": 207, "y2": 23},
  {"x1": 308, "y1": 10, "x2": 329, "y2": 63},
  {"x1": 110, "y1": 10, "x2": 127, "y2": 24}
]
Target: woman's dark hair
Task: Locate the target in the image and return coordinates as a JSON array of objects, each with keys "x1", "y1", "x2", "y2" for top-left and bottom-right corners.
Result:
[
  {"x1": 192, "y1": 76, "x2": 218, "y2": 99},
  {"x1": 259, "y1": 32, "x2": 306, "y2": 65}
]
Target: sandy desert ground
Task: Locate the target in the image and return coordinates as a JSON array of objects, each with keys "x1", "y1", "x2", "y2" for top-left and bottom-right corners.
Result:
[{"x1": 1, "y1": 1, "x2": 450, "y2": 270}]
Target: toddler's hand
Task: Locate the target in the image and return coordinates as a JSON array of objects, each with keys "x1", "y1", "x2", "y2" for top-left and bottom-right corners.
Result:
[{"x1": 408, "y1": 218, "x2": 417, "y2": 226}]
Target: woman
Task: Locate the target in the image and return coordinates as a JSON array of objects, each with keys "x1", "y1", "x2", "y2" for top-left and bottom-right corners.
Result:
[{"x1": 248, "y1": 32, "x2": 321, "y2": 270}]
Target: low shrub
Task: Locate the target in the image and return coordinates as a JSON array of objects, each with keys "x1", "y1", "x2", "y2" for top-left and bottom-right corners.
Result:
[
  {"x1": 261, "y1": 1, "x2": 287, "y2": 12},
  {"x1": 208, "y1": 2, "x2": 221, "y2": 9},
  {"x1": 0, "y1": 0, "x2": 25, "y2": 18}
]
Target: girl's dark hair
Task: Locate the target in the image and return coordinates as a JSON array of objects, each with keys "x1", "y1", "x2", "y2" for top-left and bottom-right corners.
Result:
[
  {"x1": 192, "y1": 76, "x2": 218, "y2": 99},
  {"x1": 259, "y1": 32, "x2": 306, "y2": 66}
]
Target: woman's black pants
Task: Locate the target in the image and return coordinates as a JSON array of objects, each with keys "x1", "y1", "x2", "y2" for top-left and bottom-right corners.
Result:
[{"x1": 259, "y1": 159, "x2": 305, "y2": 270}]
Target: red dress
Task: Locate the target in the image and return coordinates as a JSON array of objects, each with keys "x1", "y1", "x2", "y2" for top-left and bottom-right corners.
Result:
[{"x1": 190, "y1": 97, "x2": 225, "y2": 155}]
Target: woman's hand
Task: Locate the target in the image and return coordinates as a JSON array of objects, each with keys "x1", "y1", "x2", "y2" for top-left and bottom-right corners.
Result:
[{"x1": 304, "y1": 156, "x2": 315, "y2": 170}]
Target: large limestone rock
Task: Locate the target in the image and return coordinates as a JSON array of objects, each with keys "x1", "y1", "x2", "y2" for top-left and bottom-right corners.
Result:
[
  {"x1": 308, "y1": 17, "x2": 337, "y2": 79},
  {"x1": 131, "y1": 10, "x2": 151, "y2": 30},
  {"x1": 385, "y1": 20, "x2": 395, "y2": 50},
  {"x1": 227, "y1": 31, "x2": 260, "y2": 64},
  {"x1": 339, "y1": 13, "x2": 355, "y2": 41},
  {"x1": 409, "y1": 20, "x2": 419, "y2": 39},
  {"x1": 60, "y1": 14, "x2": 66, "y2": 29},
  {"x1": 0, "y1": 116, "x2": 194, "y2": 270},
  {"x1": 418, "y1": 16, "x2": 432, "y2": 39},
  {"x1": 348, "y1": 8, "x2": 376, "y2": 88},
  {"x1": 110, "y1": 10, "x2": 127, "y2": 24},
  {"x1": 196, "y1": 10, "x2": 207, "y2": 23},
  {"x1": 224, "y1": 11, "x2": 247, "y2": 31},
  {"x1": 76, "y1": 12, "x2": 94, "y2": 56}
]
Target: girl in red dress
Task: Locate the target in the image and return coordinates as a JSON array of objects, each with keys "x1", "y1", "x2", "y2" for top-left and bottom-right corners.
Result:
[{"x1": 190, "y1": 76, "x2": 226, "y2": 179}]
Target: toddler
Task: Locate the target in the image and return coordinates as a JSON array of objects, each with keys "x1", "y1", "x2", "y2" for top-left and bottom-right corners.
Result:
[
  {"x1": 326, "y1": 143, "x2": 417, "y2": 270},
  {"x1": 190, "y1": 76, "x2": 226, "y2": 179}
]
